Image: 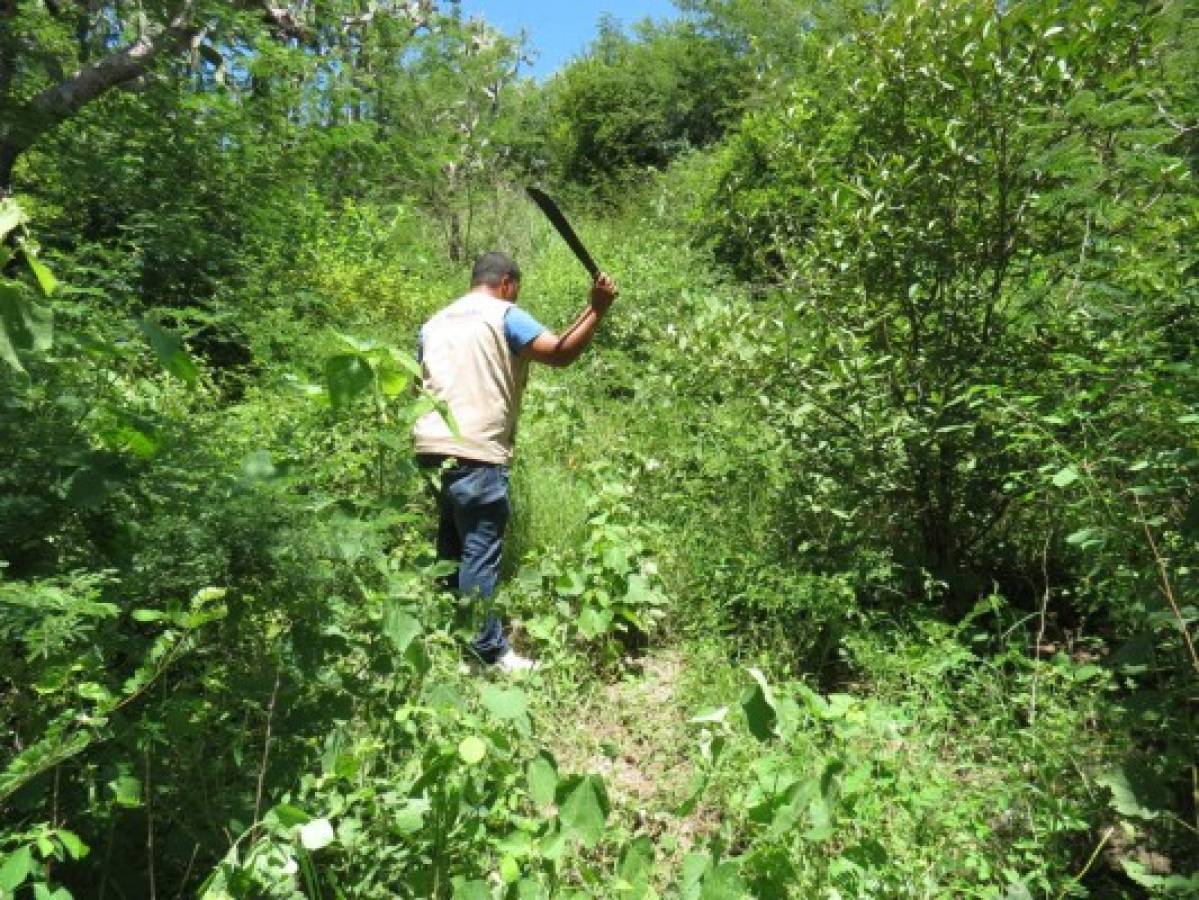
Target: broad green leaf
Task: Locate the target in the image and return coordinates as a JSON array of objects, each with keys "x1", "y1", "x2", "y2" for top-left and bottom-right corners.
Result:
[
  {"x1": 577, "y1": 605, "x2": 612, "y2": 639},
  {"x1": 24, "y1": 252, "x2": 59, "y2": 297},
  {"x1": 453, "y1": 880, "x2": 490, "y2": 900},
  {"x1": 617, "y1": 836, "x2": 654, "y2": 888},
  {"x1": 383, "y1": 602, "x2": 422, "y2": 654},
  {"x1": 109, "y1": 773, "x2": 142, "y2": 807},
  {"x1": 390, "y1": 348, "x2": 424, "y2": 378},
  {"x1": 527, "y1": 753, "x2": 558, "y2": 807},
  {"x1": 131, "y1": 609, "x2": 166, "y2": 622},
  {"x1": 741, "y1": 667, "x2": 778, "y2": 742},
  {"x1": 1051, "y1": 465, "x2": 1079, "y2": 488},
  {"x1": 481, "y1": 685, "x2": 528, "y2": 720},
  {"x1": 376, "y1": 361, "x2": 411, "y2": 397},
  {"x1": 0, "y1": 846, "x2": 32, "y2": 893},
  {"x1": 700, "y1": 861, "x2": 746, "y2": 899},
  {"x1": 559, "y1": 776, "x2": 609, "y2": 848},
  {"x1": 0, "y1": 280, "x2": 53, "y2": 372},
  {"x1": 325, "y1": 353, "x2": 373, "y2": 409},
  {"x1": 459, "y1": 736, "x2": 487, "y2": 765},
  {"x1": 139, "y1": 319, "x2": 198, "y2": 384},
  {"x1": 625, "y1": 574, "x2": 652, "y2": 604},
  {"x1": 394, "y1": 799, "x2": 429, "y2": 834},
  {"x1": 1097, "y1": 768, "x2": 1160, "y2": 820},
  {"x1": 272, "y1": 804, "x2": 311, "y2": 827},
  {"x1": 555, "y1": 571, "x2": 586, "y2": 597},
  {"x1": 500, "y1": 856, "x2": 521, "y2": 885}
]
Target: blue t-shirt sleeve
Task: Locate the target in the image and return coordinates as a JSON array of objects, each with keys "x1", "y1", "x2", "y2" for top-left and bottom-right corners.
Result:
[{"x1": 504, "y1": 306, "x2": 547, "y2": 354}]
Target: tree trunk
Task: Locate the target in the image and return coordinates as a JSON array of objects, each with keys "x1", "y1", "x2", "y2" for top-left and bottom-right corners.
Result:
[{"x1": 0, "y1": 142, "x2": 16, "y2": 196}]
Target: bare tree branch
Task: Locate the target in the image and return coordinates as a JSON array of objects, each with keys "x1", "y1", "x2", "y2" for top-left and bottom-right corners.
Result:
[
  {"x1": 0, "y1": 0, "x2": 440, "y2": 191},
  {"x1": 257, "y1": 1, "x2": 312, "y2": 40},
  {"x1": 0, "y1": 1, "x2": 202, "y2": 189}
]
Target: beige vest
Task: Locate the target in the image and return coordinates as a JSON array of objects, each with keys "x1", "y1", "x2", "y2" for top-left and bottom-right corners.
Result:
[{"x1": 412, "y1": 292, "x2": 532, "y2": 465}]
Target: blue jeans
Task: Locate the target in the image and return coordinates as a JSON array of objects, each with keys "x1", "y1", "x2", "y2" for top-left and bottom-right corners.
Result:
[{"x1": 430, "y1": 460, "x2": 511, "y2": 663}]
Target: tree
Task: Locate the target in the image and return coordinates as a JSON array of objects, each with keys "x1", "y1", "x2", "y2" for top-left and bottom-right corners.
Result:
[
  {"x1": 0, "y1": 0, "x2": 436, "y2": 191},
  {"x1": 543, "y1": 16, "x2": 747, "y2": 190},
  {"x1": 704, "y1": 0, "x2": 1198, "y2": 601}
]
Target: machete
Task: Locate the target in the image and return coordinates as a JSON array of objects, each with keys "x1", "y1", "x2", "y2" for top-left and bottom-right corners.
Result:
[{"x1": 526, "y1": 187, "x2": 600, "y2": 279}]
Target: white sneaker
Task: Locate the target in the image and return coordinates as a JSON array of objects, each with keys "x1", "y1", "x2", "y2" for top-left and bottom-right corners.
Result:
[{"x1": 495, "y1": 650, "x2": 539, "y2": 674}]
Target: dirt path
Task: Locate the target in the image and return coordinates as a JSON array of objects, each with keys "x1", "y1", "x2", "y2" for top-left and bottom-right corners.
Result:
[{"x1": 549, "y1": 651, "x2": 718, "y2": 861}]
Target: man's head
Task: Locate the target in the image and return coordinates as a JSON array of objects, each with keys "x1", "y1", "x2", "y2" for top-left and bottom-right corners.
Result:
[{"x1": 471, "y1": 252, "x2": 521, "y2": 301}]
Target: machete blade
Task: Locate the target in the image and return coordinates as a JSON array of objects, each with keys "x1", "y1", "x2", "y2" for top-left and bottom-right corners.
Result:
[{"x1": 526, "y1": 187, "x2": 600, "y2": 279}]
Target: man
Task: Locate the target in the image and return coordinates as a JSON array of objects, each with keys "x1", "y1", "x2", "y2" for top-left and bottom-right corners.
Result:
[{"x1": 413, "y1": 251, "x2": 618, "y2": 672}]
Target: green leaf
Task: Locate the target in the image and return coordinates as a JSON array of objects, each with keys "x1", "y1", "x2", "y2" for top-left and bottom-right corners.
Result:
[
  {"x1": 376, "y1": 360, "x2": 411, "y2": 397},
  {"x1": 459, "y1": 736, "x2": 487, "y2": 765},
  {"x1": 131, "y1": 609, "x2": 166, "y2": 622},
  {"x1": 559, "y1": 776, "x2": 609, "y2": 848},
  {"x1": 741, "y1": 667, "x2": 778, "y2": 742},
  {"x1": 0, "y1": 280, "x2": 53, "y2": 372},
  {"x1": 577, "y1": 605, "x2": 612, "y2": 639},
  {"x1": 1051, "y1": 465, "x2": 1079, "y2": 488},
  {"x1": 299, "y1": 818, "x2": 335, "y2": 850},
  {"x1": 139, "y1": 319, "x2": 198, "y2": 384},
  {"x1": 699, "y1": 861, "x2": 747, "y2": 899},
  {"x1": 272, "y1": 804, "x2": 311, "y2": 827},
  {"x1": 391, "y1": 348, "x2": 424, "y2": 378},
  {"x1": 325, "y1": 353, "x2": 373, "y2": 409},
  {"x1": 394, "y1": 799, "x2": 429, "y2": 834},
  {"x1": 453, "y1": 880, "x2": 491, "y2": 900},
  {"x1": 24, "y1": 252, "x2": 59, "y2": 297},
  {"x1": 0, "y1": 846, "x2": 32, "y2": 893},
  {"x1": 555, "y1": 571, "x2": 586, "y2": 597},
  {"x1": 1097, "y1": 767, "x2": 1160, "y2": 820},
  {"x1": 481, "y1": 685, "x2": 528, "y2": 720},
  {"x1": 500, "y1": 856, "x2": 521, "y2": 885},
  {"x1": 383, "y1": 602, "x2": 422, "y2": 655},
  {"x1": 527, "y1": 753, "x2": 558, "y2": 807},
  {"x1": 109, "y1": 773, "x2": 142, "y2": 808}
]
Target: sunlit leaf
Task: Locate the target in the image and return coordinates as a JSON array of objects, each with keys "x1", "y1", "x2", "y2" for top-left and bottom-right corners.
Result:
[
  {"x1": 0, "y1": 846, "x2": 32, "y2": 893},
  {"x1": 272, "y1": 804, "x2": 312, "y2": 827},
  {"x1": 459, "y1": 736, "x2": 487, "y2": 765},
  {"x1": 299, "y1": 818, "x2": 336, "y2": 850},
  {"x1": 559, "y1": 776, "x2": 609, "y2": 848},
  {"x1": 526, "y1": 752, "x2": 558, "y2": 807},
  {"x1": 1051, "y1": 465, "x2": 1079, "y2": 488},
  {"x1": 24, "y1": 251, "x2": 59, "y2": 297},
  {"x1": 481, "y1": 685, "x2": 528, "y2": 720}
]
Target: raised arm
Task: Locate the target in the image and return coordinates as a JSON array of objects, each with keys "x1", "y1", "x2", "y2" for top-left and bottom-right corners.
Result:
[{"x1": 521, "y1": 273, "x2": 618, "y2": 368}]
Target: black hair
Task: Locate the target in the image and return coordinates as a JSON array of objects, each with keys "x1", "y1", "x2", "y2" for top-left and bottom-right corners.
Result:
[{"x1": 471, "y1": 251, "x2": 521, "y2": 288}]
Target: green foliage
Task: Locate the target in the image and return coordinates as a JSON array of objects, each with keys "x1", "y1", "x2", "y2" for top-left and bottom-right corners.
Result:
[
  {"x1": 3, "y1": 0, "x2": 1198, "y2": 894},
  {"x1": 542, "y1": 17, "x2": 747, "y2": 191}
]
